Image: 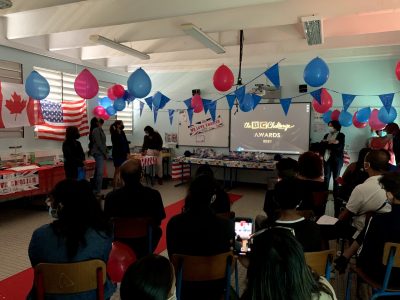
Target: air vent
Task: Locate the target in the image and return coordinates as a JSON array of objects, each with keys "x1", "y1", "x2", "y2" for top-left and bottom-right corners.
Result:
[
  {"x1": 0, "y1": 0, "x2": 12, "y2": 9},
  {"x1": 301, "y1": 15, "x2": 324, "y2": 45}
]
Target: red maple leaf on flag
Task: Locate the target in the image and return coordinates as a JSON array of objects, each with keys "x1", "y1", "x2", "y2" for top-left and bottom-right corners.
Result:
[{"x1": 5, "y1": 92, "x2": 27, "y2": 121}]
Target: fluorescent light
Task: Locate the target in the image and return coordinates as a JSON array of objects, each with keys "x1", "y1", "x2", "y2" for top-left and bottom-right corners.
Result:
[
  {"x1": 301, "y1": 16, "x2": 324, "y2": 45},
  {"x1": 181, "y1": 24, "x2": 225, "y2": 54},
  {"x1": 89, "y1": 35, "x2": 150, "y2": 60}
]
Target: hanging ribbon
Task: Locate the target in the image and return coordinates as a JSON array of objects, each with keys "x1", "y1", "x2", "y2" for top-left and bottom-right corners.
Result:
[{"x1": 139, "y1": 101, "x2": 144, "y2": 117}]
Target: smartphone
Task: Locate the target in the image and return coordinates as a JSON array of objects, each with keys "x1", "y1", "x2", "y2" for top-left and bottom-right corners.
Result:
[{"x1": 234, "y1": 217, "x2": 254, "y2": 256}]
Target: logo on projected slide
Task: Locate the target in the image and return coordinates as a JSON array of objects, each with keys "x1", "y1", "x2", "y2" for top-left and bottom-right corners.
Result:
[{"x1": 244, "y1": 121, "x2": 295, "y2": 131}]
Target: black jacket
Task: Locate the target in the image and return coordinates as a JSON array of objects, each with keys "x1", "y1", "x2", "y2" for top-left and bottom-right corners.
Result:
[
  {"x1": 142, "y1": 132, "x2": 163, "y2": 151},
  {"x1": 322, "y1": 132, "x2": 345, "y2": 161},
  {"x1": 111, "y1": 131, "x2": 130, "y2": 160},
  {"x1": 62, "y1": 139, "x2": 85, "y2": 168}
]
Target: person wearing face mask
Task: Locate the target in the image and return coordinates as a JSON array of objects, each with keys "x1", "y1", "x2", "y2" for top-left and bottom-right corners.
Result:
[
  {"x1": 142, "y1": 125, "x2": 164, "y2": 185},
  {"x1": 385, "y1": 123, "x2": 400, "y2": 165},
  {"x1": 110, "y1": 120, "x2": 130, "y2": 188},
  {"x1": 368, "y1": 129, "x2": 395, "y2": 165},
  {"x1": 62, "y1": 126, "x2": 85, "y2": 180},
  {"x1": 321, "y1": 120, "x2": 345, "y2": 216}
]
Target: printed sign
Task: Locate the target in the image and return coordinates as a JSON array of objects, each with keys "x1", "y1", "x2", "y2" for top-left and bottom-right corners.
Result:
[
  {"x1": 188, "y1": 115, "x2": 224, "y2": 136},
  {"x1": 0, "y1": 170, "x2": 39, "y2": 195}
]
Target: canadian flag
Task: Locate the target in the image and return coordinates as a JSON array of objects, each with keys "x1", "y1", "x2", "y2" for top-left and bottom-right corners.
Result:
[{"x1": 0, "y1": 82, "x2": 44, "y2": 128}]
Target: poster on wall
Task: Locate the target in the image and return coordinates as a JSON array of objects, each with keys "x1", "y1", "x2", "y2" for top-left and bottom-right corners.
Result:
[
  {"x1": 0, "y1": 170, "x2": 39, "y2": 195},
  {"x1": 177, "y1": 109, "x2": 230, "y2": 147}
]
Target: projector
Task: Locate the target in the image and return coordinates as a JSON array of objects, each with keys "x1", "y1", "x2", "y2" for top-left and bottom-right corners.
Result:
[
  {"x1": 252, "y1": 84, "x2": 281, "y2": 99},
  {"x1": 0, "y1": 0, "x2": 12, "y2": 9}
]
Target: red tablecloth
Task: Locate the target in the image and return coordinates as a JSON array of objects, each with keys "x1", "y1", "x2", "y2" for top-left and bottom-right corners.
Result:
[{"x1": 0, "y1": 160, "x2": 95, "y2": 201}]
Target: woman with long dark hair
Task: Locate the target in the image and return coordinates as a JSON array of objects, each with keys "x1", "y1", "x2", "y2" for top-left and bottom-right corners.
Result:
[
  {"x1": 28, "y1": 179, "x2": 115, "y2": 299},
  {"x1": 62, "y1": 126, "x2": 85, "y2": 179},
  {"x1": 88, "y1": 117, "x2": 99, "y2": 156},
  {"x1": 110, "y1": 120, "x2": 130, "y2": 188},
  {"x1": 242, "y1": 227, "x2": 336, "y2": 300}
]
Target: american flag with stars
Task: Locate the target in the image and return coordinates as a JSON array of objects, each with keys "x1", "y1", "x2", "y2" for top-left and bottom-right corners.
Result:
[{"x1": 35, "y1": 99, "x2": 89, "y2": 141}]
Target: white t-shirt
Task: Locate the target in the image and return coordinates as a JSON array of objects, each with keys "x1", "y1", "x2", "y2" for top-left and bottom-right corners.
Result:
[
  {"x1": 346, "y1": 175, "x2": 391, "y2": 236},
  {"x1": 312, "y1": 277, "x2": 337, "y2": 300}
]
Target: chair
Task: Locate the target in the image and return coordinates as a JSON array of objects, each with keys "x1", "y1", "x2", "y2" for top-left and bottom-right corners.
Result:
[
  {"x1": 112, "y1": 217, "x2": 154, "y2": 254},
  {"x1": 34, "y1": 259, "x2": 106, "y2": 300},
  {"x1": 171, "y1": 251, "x2": 238, "y2": 300},
  {"x1": 345, "y1": 242, "x2": 400, "y2": 300},
  {"x1": 304, "y1": 249, "x2": 335, "y2": 280}
]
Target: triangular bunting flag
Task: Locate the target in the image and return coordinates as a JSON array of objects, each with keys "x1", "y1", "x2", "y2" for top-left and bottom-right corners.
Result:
[
  {"x1": 202, "y1": 99, "x2": 212, "y2": 114},
  {"x1": 264, "y1": 63, "x2": 280, "y2": 88},
  {"x1": 252, "y1": 94, "x2": 262, "y2": 110},
  {"x1": 280, "y1": 98, "x2": 292, "y2": 116},
  {"x1": 152, "y1": 92, "x2": 162, "y2": 109},
  {"x1": 342, "y1": 94, "x2": 356, "y2": 111},
  {"x1": 234, "y1": 86, "x2": 246, "y2": 103},
  {"x1": 187, "y1": 108, "x2": 194, "y2": 125},
  {"x1": 153, "y1": 107, "x2": 158, "y2": 123},
  {"x1": 310, "y1": 89, "x2": 322, "y2": 104},
  {"x1": 139, "y1": 101, "x2": 144, "y2": 117},
  {"x1": 379, "y1": 93, "x2": 395, "y2": 113},
  {"x1": 144, "y1": 97, "x2": 153, "y2": 111},
  {"x1": 183, "y1": 98, "x2": 192, "y2": 109},
  {"x1": 226, "y1": 94, "x2": 236, "y2": 110},
  {"x1": 168, "y1": 109, "x2": 175, "y2": 126},
  {"x1": 159, "y1": 94, "x2": 170, "y2": 109},
  {"x1": 208, "y1": 101, "x2": 217, "y2": 122}
]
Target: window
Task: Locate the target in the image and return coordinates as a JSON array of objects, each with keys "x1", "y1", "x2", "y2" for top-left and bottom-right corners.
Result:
[{"x1": 0, "y1": 60, "x2": 23, "y2": 138}]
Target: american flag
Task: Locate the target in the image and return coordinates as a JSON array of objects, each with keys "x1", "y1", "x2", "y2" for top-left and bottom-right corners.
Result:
[{"x1": 35, "y1": 99, "x2": 89, "y2": 141}]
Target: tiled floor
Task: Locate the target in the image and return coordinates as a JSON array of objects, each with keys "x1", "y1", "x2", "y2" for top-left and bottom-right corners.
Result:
[{"x1": 0, "y1": 180, "x2": 350, "y2": 299}]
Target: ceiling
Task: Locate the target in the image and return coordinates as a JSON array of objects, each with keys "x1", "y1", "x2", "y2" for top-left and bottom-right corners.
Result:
[{"x1": 1, "y1": 0, "x2": 400, "y2": 75}]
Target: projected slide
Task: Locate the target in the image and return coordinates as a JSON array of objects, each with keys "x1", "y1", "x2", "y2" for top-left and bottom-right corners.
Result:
[{"x1": 230, "y1": 103, "x2": 310, "y2": 154}]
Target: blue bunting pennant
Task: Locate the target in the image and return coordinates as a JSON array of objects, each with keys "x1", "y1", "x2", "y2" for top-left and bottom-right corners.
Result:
[
  {"x1": 280, "y1": 98, "x2": 292, "y2": 116},
  {"x1": 168, "y1": 109, "x2": 175, "y2": 126},
  {"x1": 153, "y1": 107, "x2": 158, "y2": 123},
  {"x1": 202, "y1": 99, "x2": 212, "y2": 114},
  {"x1": 379, "y1": 93, "x2": 394, "y2": 113},
  {"x1": 159, "y1": 93, "x2": 170, "y2": 109},
  {"x1": 184, "y1": 98, "x2": 192, "y2": 109},
  {"x1": 144, "y1": 96, "x2": 153, "y2": 110},
  {"x1": 187, "y1": 108, "x2": 194, "y2": 125},
  {"x1": 208, "y1": 101, "x2": 217, "y2": 122},
  {"x1": 264, "y1": 63, "x2": 280, "y2": 88},
  {"x1": 234, "y1": 86, "x2": 246, "y2": 103},
  {"x1": 139, "y1": 101, "x2": 144, "y2": 117},
  {"x1": 342, "y1": 94, "x2": 356, "y2": 111},
  {"x1": 310, "y1": 89, "x2": 322, "y2": 105},
  {"x1": 226, "y1": 94, "x2": 236, "y2": 110},
  {"x1": 252, "y1": 94, "x2": 262, "y2": 110}
]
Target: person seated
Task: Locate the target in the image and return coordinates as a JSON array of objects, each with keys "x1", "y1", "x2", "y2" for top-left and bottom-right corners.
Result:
[
  {"x1": 256, "y1": 157, "x2": 298, "y2": 229},
  {"x1": 337, "y1": 149, "x2": 392, "y2": 240},
  {"x1": 296, "y1": 152, "x2": 327, "y2": 217},
  {"x1": 120, "y1": 254, "x2": 175, "y2": 300},
  {"x1": 104, "y1": 159, "x2": 166, "y2": 258},
  {"x1": 28, "y1": 179, "x2": 115, "y2": 299},
  {"x1": 241, "y1": 227, "x2": 336, "y2": 300},
  {"x1": 269, "y1": 177, "x2": 322, "y2": 252},
  {"x1": 193, "y1": 165, "x2": 230, "y2": 214},
  {"x1": 337, "y1": 148, "x2": 370, "y2": 204},
  {"x1": 166, "y1": 175, "x2": 235, "y2": 300},
  {"x1": 369, "y1": 129, "x2": 395, "y2": 165},
  {"x1": 385, "y1": 123, "x2": 400, "y2": 166}
]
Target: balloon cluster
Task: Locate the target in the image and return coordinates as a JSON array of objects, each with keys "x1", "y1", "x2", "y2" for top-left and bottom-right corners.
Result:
[{"x1": 93, "y1": 84, "x2": 134, "y2": 119}]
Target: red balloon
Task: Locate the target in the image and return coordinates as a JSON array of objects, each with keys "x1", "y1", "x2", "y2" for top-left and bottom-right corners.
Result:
[
  {"x1": 191, "y1": 94, "x2": 203, "y2": 113},
  {"x1": 311, "y1": 88, "x2": 332, "y2": 114},
  {"x1": 369, "y1": 109, "x2": 386, "y2": 130},
  {"x1": 213, "y1": 65, "x2": 234, "y2": 92},
  {"x1": 112, "y1": 84, "x2": 125, "y2": 98},
  {"x1": 107, "y1": 242, "x2": 136, "y2": 283},
  {"x1": 93, "y1": 106, "x2": 106, "y2": 118},
  {"x1": 107, "y1": 87, "x2": 117, "y2": 100},
  {"x1": 312, "y1": 99, "x2": 329, "y2": 114},
  {"x1": 331, "y1": 109, "x2": 340, "y2": 121},
  {"x1": 102, "y1": 113, "x2": 110, "y2": 121},
  {"x1": 74, "y1": 69, "x2": 99, "y2": 99},
  {"x1": 352, "y1": 112, "x2": 367, "y2": 128},
  {"x1": 396, "y1": 61, "x2": 400, "y2": 81}
]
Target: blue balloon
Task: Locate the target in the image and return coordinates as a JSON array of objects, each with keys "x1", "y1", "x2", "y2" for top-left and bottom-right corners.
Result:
[
  {"x1": 98, "y1": 96, "x2": 113, "y2": 108},
  {"x1": 239, "y1": 94, "x2": 254, "y2": 112},
  {"x1": 25, "y1": 71, "x2": 50, "y2": 100},
  {"x1": 322, "y1": 110, "x2": 332, "y2": 124},
  {"x1": 339, "y1": 110, "x2": 352, "y2": 127},
  {"x1": 356, "y1": 107, "x2": 371, "y2": 123},
  {"x1": 378, "y1": 106, "x2": 397, "y2": 124},
  {"x1": 127, "y1": 68, "x2": 152, "y2": 98},
  {"x1": 303, "y1": 57, "x2": 330, "y2": 87},
  {"x1": 113, "y1": 98, "x2": 126, "y2": 111},
  {"x1": 106, "y1": 106, "x2": 116, "y2": 116}
]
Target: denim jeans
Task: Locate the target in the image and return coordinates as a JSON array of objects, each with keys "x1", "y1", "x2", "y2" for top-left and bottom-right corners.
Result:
[
  {"x1": 324, "y1": 157, "x2": 343, "y2": 216},
  {"x1": 93, "y1": 153, "x2": 104, "y2": 194}
]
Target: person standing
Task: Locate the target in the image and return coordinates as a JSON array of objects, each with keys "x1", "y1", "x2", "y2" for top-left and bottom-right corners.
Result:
[
  {"x1": 142, "y1": 126, "x2": 163, "y2": 185},
  {"x1": 88, "y1": 117, "x2": 99, "y2": 156},
  {"x1": 321, "y1": 120, "x2": 345, "y2": 217},
  {"x1": 62, "y1": 126, "x2": 85, "y2": 180},
  {"x1": 92, "y1": 118, "x2": 107, "y2": 195},
  {"x1": 110, "y1": 120, "x2": 130, "y2": 188}
]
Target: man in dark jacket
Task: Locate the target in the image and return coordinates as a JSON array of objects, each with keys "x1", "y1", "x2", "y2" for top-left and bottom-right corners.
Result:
[{"x1": 142, "y1": 125, "x2": 164, "y2": 184}]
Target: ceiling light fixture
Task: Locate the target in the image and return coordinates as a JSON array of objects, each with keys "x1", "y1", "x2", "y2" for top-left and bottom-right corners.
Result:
[
  {"x1": 301, "y1": 15, "x2": 324, "y2": 45},
  {"x1": 181, "y1": 24, "x2": 225, "y2": 54},
  {"x1": 89, "y1": 35, "x2": 150, "y2": 60},
  {"x1": 0, "y1": 0, "x2": 12, "y2": 9}
]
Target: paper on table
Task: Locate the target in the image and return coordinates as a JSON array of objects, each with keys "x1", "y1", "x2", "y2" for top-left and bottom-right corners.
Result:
[{"x1": 317, "y1": 215, "x2": 338, "y2": 225}]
